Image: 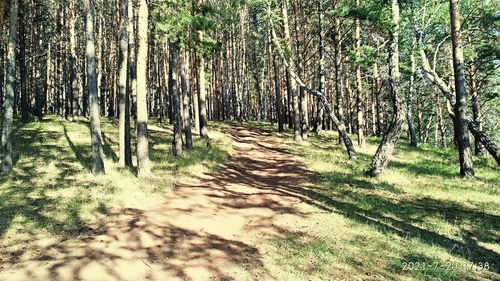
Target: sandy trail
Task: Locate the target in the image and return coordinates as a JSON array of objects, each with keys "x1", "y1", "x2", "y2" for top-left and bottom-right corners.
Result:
[{"x1": 0, "y1": 125, "x2": 316, "y2": 281}]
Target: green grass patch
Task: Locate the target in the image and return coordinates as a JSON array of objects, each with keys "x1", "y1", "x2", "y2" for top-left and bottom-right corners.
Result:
[
  {"x1": 250, "y1": 122, "x2": 499, "y2": 281},
  {"x1": 0, "y1": 116, "x2": 231, "y2": 242}
]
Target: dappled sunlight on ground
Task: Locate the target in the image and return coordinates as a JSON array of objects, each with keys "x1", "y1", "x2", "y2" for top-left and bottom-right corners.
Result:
[
  {"x1": 1, "y1": 119, "x2": 499, "y2": 280},
  {"x1": 0, "y1": 122, "x2": 319, "y2": 280}
]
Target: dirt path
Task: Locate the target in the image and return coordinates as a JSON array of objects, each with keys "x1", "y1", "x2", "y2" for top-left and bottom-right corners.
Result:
[{"x1": 1, "y1": 125, "x2": 317, "y2": 281}]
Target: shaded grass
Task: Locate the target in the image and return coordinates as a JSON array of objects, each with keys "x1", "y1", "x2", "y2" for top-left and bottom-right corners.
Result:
[
  {"x1": 250, "y1": 122, "x2": 499, "y2": 281},
  {"x1": 0, "y1": 116, "x2": 231, "y2": 243},
  {"x1": 1, "y1": 117, "x2": 498, "y2": 280}
]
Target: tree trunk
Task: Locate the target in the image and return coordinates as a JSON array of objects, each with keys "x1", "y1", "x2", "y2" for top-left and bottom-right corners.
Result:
[
  {"x1": 136, "y1": 0, "x2": 151, "y2": 177},
  {"x1": 171, "y1": 44, "x2": 183, "y2": 157},
  {"x1": 469, "y1": 63, "x2": 484, "y2": 156},
  {"x1": 198, "y1": 31, "x2": 210, "y2": 144},
  {"x1": 230, "y1": 17, "x2": 241, "y2": 121},
  {"x1": 468, "y1": 120, "x2": 500, "y2": 166},
  {"x1": 0, "y1": 26, "x2": 4, "y2": 116},
  {"x1": 84, "y1": 0, "x2": 105, "y2": 175},
  {"x1": 355, "y1": 0, "x2": 365, "y2": 147},
  {"x1": 69, "y1": 0, "x2": 80, "y2": 121},
  {"x1": 373, "y1": 61, "x2": 383, "y2": 136},
  {"x1": 127, "y1": 0, "x2": 137, "y2": 121},
  {"x1": 192, "y1": 58, "x2": 200, "y2": 133},
  {"x1": 280, "y1": 0, "x2": 301, "y2": 141},
  {"x1": 449, "y1": 0, "x2": 474, "y2": 178},
  {"x1": 315, "y1": 0, "x2": 325, "y2": 135},
  {"x1": 292, "y1": 1, "x2": 307, "y2": 139},
  {"x1": 19, "y1": 13, "x2": 28, "y2": 122},
  {"x1": 366, "y1": 0, "x2": 406, "y2": 177},
  {"x1": 181, "y1": 50, "x2": 193, "y2": 150},
  {"x1": 420, "y1": 48, "x2": 500, "y2": 166},
  {"x1": 1, "y1": 0, "x2": 18, "y2": 174},
  {"x1": 333, "y1": 2, "x2": 345, "y2": 143},
  {"x1": 269, "y1": 13, "x2": 356, "y2": 160},
  {"x1": 119, "y1": 0, "x2": 132, "y2": 167},
  {"x1": 273, "y1": 52, "x2": 283, "y2": 133},
  {"x1": 407, "y1": 36, "x2": 418, "y2": 147}
]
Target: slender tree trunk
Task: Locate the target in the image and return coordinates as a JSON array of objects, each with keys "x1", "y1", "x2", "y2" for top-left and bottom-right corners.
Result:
[
  {"x1": 97, "y1": 8, "x2": 104, "y2": 116},
  {"x1": 345, "y1": 74, "x2": 353, "y2": 134},
  {"x1": 315, "y1": 0, "x2": 325, "y2": 135},
  {"x1": 437, "y1": 95, "x2": 447, "y2": 147},
  {"x1": 180, "y1": 49, "x2": 193, "y2": 150},
  {"x1": 192, "y1": 58, "x2": 200, "y2": 134},
  {"x1": 46, "y1": 40, "x2": 52, "y2": 115},
  {"x1": 171, "y1": 44, "x2": 183, "y2": 157},
  {"x1": 128, "y1": 0, "x2": 137, "y2": 120},
  {"x1": 230, "y1": 17, "x2": 241, "y2": 121},
  {"x1": 407, "y1": 37, "x2": 418, "y2": 147},
  {"x1": 198, "y1": 31, "x2": 210, "y2": 143},
  {"x1": 273, "y1": 53, "x2": 283, "y2": 133},
  {"x1": 333, "y1": 6, "x2": 345, "y2": 142},
  {"x1": 280, "y1": 0, "x2": 301, "y2": 141},
  {"x1": 366, "y1": 0, "x2": 406, "y2": 177},
  {"x1": 19, "y1": 14, "x2": 28, "y2": 122},
  {"x1": 84, "y1": 0, "x2": 105, "y2": 175},
  {"x1": 449, "y1": 0, "x2": 474, "y2": 178},
  {"x1": 1, "y1": 0, "x2": 18, "y2": 174},
  {"x1": 119, "y1": 0, "x2": 132, "y2": 167},
  {"x1": 0, "y1": 26, "x2": 4, "y2": 116},
  {"x1": 373, "y1": 61, "x2": 383, "y2": 136},
  {"x1": 136, "y1": 0, "x2": 151, "y2": 177},
  {"x1": 355, "y1": 0, "x2": 365, "y2": 147},
  {"x1": 69, "y1": 0, "x2": 80, "y2": 121},
  {"x1": 292, "y1": 1, "x2": 307, "y2": 139},
  {"x1": 469, "y1": 63, "x2": 484, "y2": 156}
]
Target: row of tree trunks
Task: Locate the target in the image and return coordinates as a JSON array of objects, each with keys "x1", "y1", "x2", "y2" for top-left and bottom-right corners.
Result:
[
  {"x1": 268, "y1": 3, "x2": 356, "y2": 160},
  {"x1": 419, "y1": 47, "x2": 500, "y2": 167}
]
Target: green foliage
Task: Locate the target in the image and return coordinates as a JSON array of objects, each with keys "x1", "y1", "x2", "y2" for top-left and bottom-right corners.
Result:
[
  {"x1": 152, "y1": 0, "x2": 218, "y2": 53},
  {"x1": 349, "y1": 44, "x2": 378, "y2": 69},
  {"x1": 349, "y1": 1, "x2": 392, "y2": 32}
]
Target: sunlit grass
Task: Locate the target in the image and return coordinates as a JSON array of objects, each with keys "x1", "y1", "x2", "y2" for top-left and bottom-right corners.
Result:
[
  {"x1": 0, "y1": 116, "x2": 231, "y2": 244},
  {"x1": 250, "y1": 122, "x2": 499, "y2": 281},
  {"x1": 1, "y1": 117, "x2": 498, "y2": 280}
]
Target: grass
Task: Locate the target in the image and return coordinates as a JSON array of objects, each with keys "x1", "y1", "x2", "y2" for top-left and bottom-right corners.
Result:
[
  {"x1": 1, "y1": 117, "x2": 498, "y2": 280},
  {"x1": 0, "y1": 116, "x2": 231, "y2": 244},
  {"x1": 249, "y1": 121, "x2": 499, "y2": 281}
]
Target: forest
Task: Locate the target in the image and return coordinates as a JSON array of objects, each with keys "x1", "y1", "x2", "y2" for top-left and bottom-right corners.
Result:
[{"x1": 0, "y1": 0, "x2": 499, "y2": 280}]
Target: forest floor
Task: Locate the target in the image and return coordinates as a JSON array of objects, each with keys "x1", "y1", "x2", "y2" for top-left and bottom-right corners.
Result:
[{"x1": 0, "y1": 117, "x2": 499, "y2": 281}]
